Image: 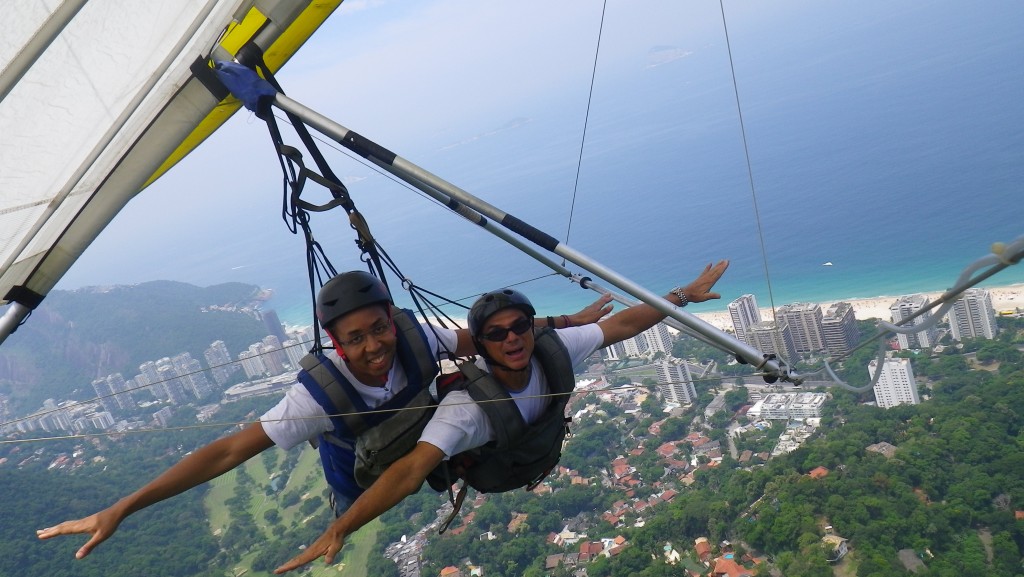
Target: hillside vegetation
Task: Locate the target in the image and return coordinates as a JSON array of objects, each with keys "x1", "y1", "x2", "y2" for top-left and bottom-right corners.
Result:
[{"x1": 0, "y1": 281, "x2": 270, "y2": 411}]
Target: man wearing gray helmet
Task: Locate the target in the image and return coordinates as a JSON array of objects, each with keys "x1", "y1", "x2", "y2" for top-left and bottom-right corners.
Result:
[
  {"x1": 37, "y1": 270, "x2": 612, "y2": 560},
  {"x1": 275, "y1": 260, "x2": 729, "y2": 574}
]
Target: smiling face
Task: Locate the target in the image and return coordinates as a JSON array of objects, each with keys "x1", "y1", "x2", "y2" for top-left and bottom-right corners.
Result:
[
  {"x1": 327, "y1": 304, "x2": 396, "y2": 385},
  {"x1": 478, "y1": 308, "x2": 535, "y2": 373}
]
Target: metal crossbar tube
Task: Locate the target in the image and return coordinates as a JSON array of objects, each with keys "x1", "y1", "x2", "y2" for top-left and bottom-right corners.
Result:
[
  {"x1": 0, "y1": 303, "x2": 31, "y2": 347},
  {"x1": 273, "y1": 93, "x2": 793, "y2": 382}
]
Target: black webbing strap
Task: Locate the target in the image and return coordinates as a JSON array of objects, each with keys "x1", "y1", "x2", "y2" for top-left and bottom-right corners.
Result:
[
  {"x1": 226, "y1": 42, "x2": 394, "y2": 351},
  {"x1": 437, "y1": 481, "x2": 470, "y2": 535}
]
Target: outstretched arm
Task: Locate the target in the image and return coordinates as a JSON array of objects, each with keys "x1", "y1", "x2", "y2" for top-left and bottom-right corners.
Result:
[
  {"x1": 274, "y1": 441, "x2": 445, "y2": 574},
  {"x1": 452, "y1": 293, "x2": 614, "y2": 356},
  {"x1": 597, "y1": 260, "x2": 729, "y2": 348},
  {"x1": 37, "y1": 422, "x2": 274, "y2": 559}
]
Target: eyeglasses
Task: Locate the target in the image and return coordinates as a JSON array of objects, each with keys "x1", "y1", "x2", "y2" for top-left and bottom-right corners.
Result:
[
  {"x1": 479, "y1": 317, "x2": 533, "y2": 342},
  {"x1": 336, "y1": 319, "x2": 393, "y2": 348}
]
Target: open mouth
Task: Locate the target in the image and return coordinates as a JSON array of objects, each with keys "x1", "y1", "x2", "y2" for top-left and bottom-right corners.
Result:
[
  {"x1": 366, "y1": 352, "x2": 391, "y2": 371},
  {"x1": 503, "y1": 346, "x2": 526, "y2": 363}
]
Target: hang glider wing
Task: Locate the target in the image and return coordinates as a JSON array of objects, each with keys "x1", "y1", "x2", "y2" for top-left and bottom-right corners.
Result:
[{"x1": 0, "y1": 0, "x2": 343, "y2": 344}]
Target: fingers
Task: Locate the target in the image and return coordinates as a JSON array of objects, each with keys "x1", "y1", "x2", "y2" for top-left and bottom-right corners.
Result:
[
  {"x1": 76, "y1": 531, "x2": 111, "y2": 559},
  {"x1": 36, "y1": 519, "x2": 86, "y2": 539},
  {"x1": 36, "y1": 518, "x2": 107, "y2": 559},
  {"x1": 274, "y1": 541, "x2": 340, "y2": 574}
]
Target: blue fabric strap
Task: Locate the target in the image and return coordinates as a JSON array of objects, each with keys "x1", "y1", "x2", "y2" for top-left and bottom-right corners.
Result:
[{"x1": 213, "y1": 60, "x2": 277, "y2": 113}]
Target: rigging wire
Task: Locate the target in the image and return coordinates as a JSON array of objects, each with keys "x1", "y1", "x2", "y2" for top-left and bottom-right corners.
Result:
[
  {"x1": 0, "y1": 332, "x2": 322, "y2": 429},
  {"x1": 563, "y1": 0, "x2": 609, "y2": 253},
  {"x1": 16, "y1": 232, "x2": 1015, "y2": 430},
  {"x1": 266, "y1": 110, "x2": 562, "y2": 300},
  {"x1": 718, "y1": 0, "x2": 781, "y2": 328},
  {"x1": 0, "y1": 374, "x2": 731, "y2": 446}
]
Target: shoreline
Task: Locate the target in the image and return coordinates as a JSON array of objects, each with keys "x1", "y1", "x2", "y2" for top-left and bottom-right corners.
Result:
[
  {"x1": 282, "y1": 283, "x2": 1024, "y2": 334},
  {"x1": 690, "y1": 283, "x2": 1024, "y2": 331}
]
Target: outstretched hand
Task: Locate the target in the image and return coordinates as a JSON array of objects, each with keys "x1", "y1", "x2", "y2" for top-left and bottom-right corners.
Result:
[
  {"x1": 274, "y1": 526, "x2": 348, "y2": 574},
  {"x1": 36, "y1": 507, "x2": 124, "y2": 559},
  {"x1": 569, "y1": 293, "x2": 614, "y2": 326},
  {"x1": 682, "y1": 260, "x2": 729, "y2": 303}
]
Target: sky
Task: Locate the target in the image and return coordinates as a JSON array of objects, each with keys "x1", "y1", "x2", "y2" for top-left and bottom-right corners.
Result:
[
  {"x1": 51, "y1": 0, "x2": 1024, "y2": 321},
  {"x1": 58, "y1": 0, "x2": 705, "y2": 289}
]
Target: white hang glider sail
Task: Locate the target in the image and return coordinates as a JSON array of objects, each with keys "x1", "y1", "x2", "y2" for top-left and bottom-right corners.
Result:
[{"x1": 0, "y1": 0, "x2": 344, "y2": 345}]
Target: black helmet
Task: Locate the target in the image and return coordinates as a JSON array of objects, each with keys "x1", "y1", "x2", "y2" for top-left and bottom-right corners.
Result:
[
  {"x1": 316, "y1": 271, "x2": 391, "y2": 328},
  {"x1": 468, "y1": 289, "x2": 536, "y2": 337}
]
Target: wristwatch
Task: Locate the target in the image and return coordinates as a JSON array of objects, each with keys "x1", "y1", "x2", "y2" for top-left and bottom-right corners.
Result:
[{"x1": 670, "y1": 287, "x2": 689, "y2": 307}]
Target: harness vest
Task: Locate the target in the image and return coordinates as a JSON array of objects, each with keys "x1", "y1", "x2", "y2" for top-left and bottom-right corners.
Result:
[
  {"x1": 427, "y1": 328, "x2": 575, "y2": 495},
  {"x1": 298, "y1": 307, "x2": 439, "y2": 500}
]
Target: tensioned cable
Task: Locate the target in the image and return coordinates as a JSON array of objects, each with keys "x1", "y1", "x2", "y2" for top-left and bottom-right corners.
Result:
[
  {"x1": 0, "y1": 332, "x2": 320, "y2": 429},
  {"x1": 563, "y1": 0, "x2": 609, "y2": 252},
  {"x1": 718, "y1": 0, "x2": 779, "y2": 322},
  {"x1": 0, "y1": 266, "x2": 583, "y2": 430},
  {"x1": 267, "y1": 110, "x2": 562, "y2": 299},
  {"x1": 0, "y1": 374, "x2": 727, "y2": 445}
]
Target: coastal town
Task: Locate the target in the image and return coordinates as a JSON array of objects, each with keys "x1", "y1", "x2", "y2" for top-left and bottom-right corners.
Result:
[{"x1": 4, "y1": 281, "x2": 1022, "y2": 577}]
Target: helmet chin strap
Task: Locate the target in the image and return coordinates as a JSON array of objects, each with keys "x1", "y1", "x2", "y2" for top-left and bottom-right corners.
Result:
[{"x1": 325, "y1": 330, "x2": 348, "y2": 361}]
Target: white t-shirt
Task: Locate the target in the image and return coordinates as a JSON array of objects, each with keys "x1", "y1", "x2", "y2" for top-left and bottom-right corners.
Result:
[
  {"x1": 260, "y1": 323, "x2": 458, "y2": 449},
  {"x1": 419, "y1": 324, "x2": 604, "y2": 458}
]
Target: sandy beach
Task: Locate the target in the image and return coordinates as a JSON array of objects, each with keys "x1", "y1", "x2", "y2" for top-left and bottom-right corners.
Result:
[{"x1": 692, "y1": 283, "x2": 1024, "y2": 332}]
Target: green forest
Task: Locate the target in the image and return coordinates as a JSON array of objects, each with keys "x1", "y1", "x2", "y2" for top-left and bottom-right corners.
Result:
[
  {"x1": 385, "y1": 322, "x2": 1024, "y2": 577},
  {"x1": 1, "y1": 292, "x2": 1021, "y2": 577}
]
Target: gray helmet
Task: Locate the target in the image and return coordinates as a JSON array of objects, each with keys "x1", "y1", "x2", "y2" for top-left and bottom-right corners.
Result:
[
  {"x1": 468, "y1": 288, "x2": 536, "y2": 337},
  {"x1": 316, "y1": 271, "x2": 391, "y2": 328}
]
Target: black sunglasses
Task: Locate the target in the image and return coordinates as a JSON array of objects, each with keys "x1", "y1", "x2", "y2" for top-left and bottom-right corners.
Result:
[{"x1": 480, "y1": 317, "x2": 533, "y2": 342}]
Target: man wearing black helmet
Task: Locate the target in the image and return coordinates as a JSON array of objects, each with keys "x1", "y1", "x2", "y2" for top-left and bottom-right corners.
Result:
[
  {"x1": 274, "y1": 260, "x2": 729, "y2": 574},
  {"x1": 37, "y1": 270, "x2": 612, "y2": 560}
]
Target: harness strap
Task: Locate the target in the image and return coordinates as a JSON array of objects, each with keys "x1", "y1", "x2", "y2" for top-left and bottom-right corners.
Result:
[
  {"x1": 459, "y1": 361, "x2": 526, "y2": 449},
  {"x1": 299, "y1": 353, "x2": 371, "y2": 434},
  {"x1": 437, "y1": 482, "x2": 471, "y2": 535},
  {"x1": 300, "y1": 308, "x2": 439, "y2": 439}
]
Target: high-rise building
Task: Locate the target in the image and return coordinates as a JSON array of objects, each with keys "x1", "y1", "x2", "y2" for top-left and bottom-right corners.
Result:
[
  {"x1": 261, "y1": 335, "x2": 288, "y2": 375},
  {"x1": 655, "y1": 360, "x2": 697, "y2": 405},
  {"x1": 261, "y1": 308, "x2": 289, "y2": 344},
  {"x1": 868, "y1": 356, "x2": 920, "y2": 409},
  {"x1": 822, "y1": 302, "x2": 860, "y2": 356},
  {"x1": 748, "y1": 320, "x2": 798, "y2": 363},
  {"x1": 621, "y1": 332, "x2": 649, "y2": 358},
  {"x1": 729, "y1": 294, "x2": 761, "y2": 344},
  {"x1": 170, "y1": 353, "x2": 212, "y2": 400},
  {"x1": 283, "y1": 339, "x2": 306, "y2": 370},
  {"x1": 643, "y1": 322, "x2": 674, "y2": 356},
  {"x1": 601, "y1": 341, "x2": 625, "y2": 361},
  {"x1": 776, "y1": 303, "x2": 824, "y2": 354},
  {"x1": 92, "y1": 373, "x2": 138, "y2": 413},
  {"x1": 948, "y1": 288, "x2": 997, "y2": 341},
  {"x1": 107, "y1": 373, "x2": 137, "y2": 411},
  {"x1": 92, "y1": 376, "x2": 119, "y2": 415},
  {"x1": 138, "y1": 360, "x2": 166, "y2": 401},
  {"x1": 154, "y1": 406, "x2": 175, "y2": 428},
  {"x1": 157, "y1": 361, "x2": 190, "y2": 405},
  {"x1": 889, "y1": 295, "x2": 937, "y2": 349},
  {"x1": 204, "y1": 340, "x2": 234, "y2": 385},
  {"x1": 239, "y1": 347, "x2": 267, "y2": 379}
]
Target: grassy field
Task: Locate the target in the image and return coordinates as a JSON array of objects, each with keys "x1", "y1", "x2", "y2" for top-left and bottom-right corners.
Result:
[
  {"x1": 203, "y1": 445, "x2": 386, "y2": 577},
  {"x1": 337, "y1": 518, "x2": 381, "y2": 577},
  {"x1": 206, "y1": 467, "x2": 238, "y2": 534}
]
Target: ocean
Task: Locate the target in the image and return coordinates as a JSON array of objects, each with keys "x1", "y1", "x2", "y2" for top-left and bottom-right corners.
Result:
[{"x1": 58, "y1": 1, "x2": 1024, "y2": 330}]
